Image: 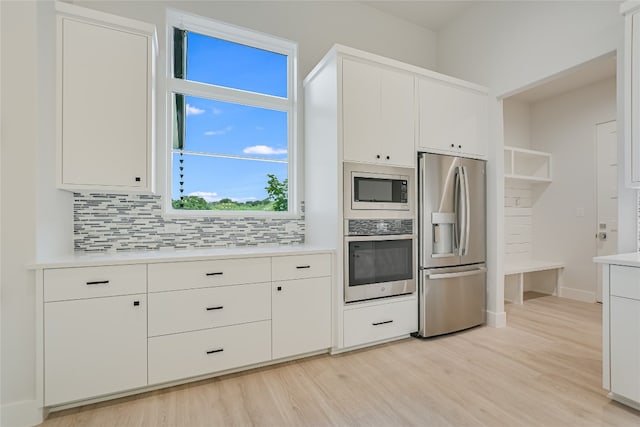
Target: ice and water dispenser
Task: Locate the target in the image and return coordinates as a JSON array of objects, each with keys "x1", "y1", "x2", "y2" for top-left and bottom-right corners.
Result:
[{"x1": 431, "y1": 212, "x2": 457, "y2": 257}]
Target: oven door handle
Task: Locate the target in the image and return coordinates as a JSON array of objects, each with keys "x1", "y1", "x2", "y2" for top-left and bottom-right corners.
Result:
[{"x1": 426, "y1": 267, "x2": 486, "y2": 280}]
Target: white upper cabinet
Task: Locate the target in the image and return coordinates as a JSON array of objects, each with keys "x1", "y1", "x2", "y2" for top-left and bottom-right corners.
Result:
[
  {"x1": 56, "y1": 3, "x2": 156, "y2": 192},
  {"x1": 417, "y1": 77, "x2": 489, "y2": 159},
  {"x1": 623, "y1": 2, "x2": 640, "y2": 187},
  {"x1": 342, "y1": 57, "x2": 415, "y2": 168}
]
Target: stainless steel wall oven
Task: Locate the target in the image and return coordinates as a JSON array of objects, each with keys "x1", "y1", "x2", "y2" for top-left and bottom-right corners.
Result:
[{"x1": 344, "y1": 219, "x2": 416, "y2": 303}]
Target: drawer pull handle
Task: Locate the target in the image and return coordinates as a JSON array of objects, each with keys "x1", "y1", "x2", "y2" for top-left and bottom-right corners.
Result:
[
  {"x1": 372, "y1": 320, "x2": 394, "y2": 326},
  {"x1": 86, "y1": 280, "x2": 109, "y2": 286},
  {"x1": 206, "y1": 348, "x2": 224, "y2": 355},
  {"x1": 296, "y1": 265, "x2": 311, "y2": 269},
  {"x1": 206, "y1": 306, "x2": 224, "y2": 311},
  {"x1": 206, "y1": 272, "x2": 224, "y2": 276}
]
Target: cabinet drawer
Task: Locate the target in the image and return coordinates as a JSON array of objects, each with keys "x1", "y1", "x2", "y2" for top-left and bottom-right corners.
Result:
[
  {"x1": 148, "y1": 283, "x2": 271, "y2": 336},
  {"x1": 272, "y1": 254, "x2": 331, "y2": 281},
  {"x1": 148, "y1": 257, "x2": 271, "y2": 292},
  {"x1": 610, "y1": 265, "x2": 640, "y2": 300},
  {"x1": 44, "y1": 264, "x2": 146, "y2": 302},
  {"x1": 343, "y1": 299, "x2": 417, "y2": 348},
  {"x1": 148, "y1": 320, "x2": 271, "y2": 385}
]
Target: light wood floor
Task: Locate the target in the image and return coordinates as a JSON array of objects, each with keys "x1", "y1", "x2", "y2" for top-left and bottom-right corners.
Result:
[{"x1": 39, "y1": 295, "x2": 640, "y2": 426}]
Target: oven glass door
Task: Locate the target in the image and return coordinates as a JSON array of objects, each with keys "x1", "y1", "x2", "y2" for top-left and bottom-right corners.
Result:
[{"x1": 348, "y1": 238, "x2": 413, "y2": 286}]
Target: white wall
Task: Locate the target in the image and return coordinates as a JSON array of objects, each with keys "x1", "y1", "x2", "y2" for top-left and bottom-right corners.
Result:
[
  {"x1": 530, "y1": 77, "x2": 617, "y2": 302},
  {"x1": 74, "y1": 0, "x2": 438, "y2": 79},
  {"x1": 1, "y1": 2, "x2": 40, "y2": 426},
  {"x1": 503, "y1": 99, "x2": 531, "y2": 149},
  {"x1": 437, "y1": 1, "x2": 622, "y2": 96},
  {"x1": 437, "y1": 0, "x2": 626, "y2": 324},
  {"x1": 0, "y1": 0, "x2": 438, "y2": 423}
]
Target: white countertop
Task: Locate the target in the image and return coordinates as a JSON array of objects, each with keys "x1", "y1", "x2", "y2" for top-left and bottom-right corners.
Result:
[
  {"x1": 30, "y1": 245, "x2": 335, "y2": 269},
  {"x1": 593, "y1": 252, "x2": 640, "y2": 267}
]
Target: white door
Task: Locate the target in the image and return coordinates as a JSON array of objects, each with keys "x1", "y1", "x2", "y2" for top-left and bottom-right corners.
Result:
[{"x1": 596, "y1": 120, "x2": 618, "y2": 302}]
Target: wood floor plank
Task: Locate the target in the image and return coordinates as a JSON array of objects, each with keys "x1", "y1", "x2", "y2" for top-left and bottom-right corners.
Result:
[{"x1": 39, "y1": 296, "x2": 640, "y2": 426}]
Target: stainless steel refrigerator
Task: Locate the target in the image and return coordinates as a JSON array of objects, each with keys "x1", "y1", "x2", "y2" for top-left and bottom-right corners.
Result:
[{"x1": 417, "y1": 152, "x2": 486, "y2": 338}]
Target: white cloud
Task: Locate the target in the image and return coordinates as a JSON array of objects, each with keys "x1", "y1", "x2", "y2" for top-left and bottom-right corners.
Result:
[
  {"x1": 188, "y1": 191, "x2": 218, "y2": 202},
  {"x1": 204, "y1": 126, "x2": 232, "y2": 136},
  {"x1": 186, "y1": 104, "x2": 205, "y2": 116},
  {"x1": 212, "y1": 107, "x2": 223, "y2": 115},
  {"x1": 243, "y1": 145, "x2": 288, "y2": 155}
]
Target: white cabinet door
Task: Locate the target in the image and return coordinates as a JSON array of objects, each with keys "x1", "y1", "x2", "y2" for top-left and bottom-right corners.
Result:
[
  {"x1": 272, "y1": 277, "x2": 331, "y2": 359},
  {"x1": 342, "y1": 58, "x2": 414, "y2": 167},
  {"x1": 417, "y1": 77, "x2": 488, "y2": 159},
  {"x1": 625, "y1": 11, "x2": 640, "y2": 187},
  {"x1": 58, "y1": 12, "x2": 154, "y2": 192},
  {"x1": 44, "y1": 294, "x2": 147, "y2": 406},
  {"x1": 610, "y1": 295, "x2": 640, "y2": 403}
]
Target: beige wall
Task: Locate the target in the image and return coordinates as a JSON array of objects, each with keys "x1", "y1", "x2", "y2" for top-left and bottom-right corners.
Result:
[{"x1": 530, "y1": 77, "x2": 616, "y2": 301}]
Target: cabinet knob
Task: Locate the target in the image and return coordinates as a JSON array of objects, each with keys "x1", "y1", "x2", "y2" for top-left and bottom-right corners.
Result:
[
  {"x1": 451, "y1": 144, "x2": 455, "y2": 148},
  {"x1": 277, "y1": 286, "x2": 282, "y2": 291},
  {"x1": 135, "y1": 177, "x2": 141, "y2": 182},
  {"x1": 458, "y1": 145, "x2": 462, "y2": 149},
  {"x1": 386, "y1": 155, "x2": 390, "y2": 160},
  {"x1": 376, "y1": 154, "x2": 381, "y2": 159},
  {"x1": 133, "y1": 300, "x2": 140, "y2": 307}
]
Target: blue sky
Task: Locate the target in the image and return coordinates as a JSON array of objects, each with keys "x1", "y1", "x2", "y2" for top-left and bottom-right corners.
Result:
[{"x1": 172, "y1": 31, "x2": 289, "y2": 203}]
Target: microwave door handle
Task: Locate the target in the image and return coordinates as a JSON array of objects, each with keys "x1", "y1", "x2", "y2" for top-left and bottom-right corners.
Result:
[{"x1": 462, "y1": 165, "x2": 471, "y2": 256}]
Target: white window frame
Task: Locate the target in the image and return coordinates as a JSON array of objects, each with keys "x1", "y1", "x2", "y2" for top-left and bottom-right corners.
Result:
[{"x1": 164, "y1": 9, "x2": 298, "y2": 217}]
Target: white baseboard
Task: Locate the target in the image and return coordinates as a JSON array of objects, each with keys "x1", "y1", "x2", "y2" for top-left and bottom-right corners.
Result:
[
  {"x1": 1, "y1": 400, "x2": 43, "y2": 427},
  {"x1": 558, "y1": 286, "x2": 596, "y2": 303},
  {"x1": 486, "y1": 310, "x2": 507, "y2": 328}
]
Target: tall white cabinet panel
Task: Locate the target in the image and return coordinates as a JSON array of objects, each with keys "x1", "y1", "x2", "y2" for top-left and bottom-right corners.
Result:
[
  {"x1": 623, "y1": 3, "x2": 640, "y2": 187},
  {"x1": 417, "y1": 77, "x2": 488, "y2": 159},
  {"x1": 272, "y1": 277, "x2": 332, "y2": 359},
  {"x1": 57, "y1": 4, "x2": 156, "y2": 192},
  {"x1": 342, "y1": 58, "x2": 415, "y2": 167},
  {"x1": 44, "y1": 294, "x2": 147, "y2": 406}
]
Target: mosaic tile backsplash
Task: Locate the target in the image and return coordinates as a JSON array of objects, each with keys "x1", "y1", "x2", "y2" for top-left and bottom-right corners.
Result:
[{"x1": 74, "y1": 193, "x2": 305, "y2": 252}]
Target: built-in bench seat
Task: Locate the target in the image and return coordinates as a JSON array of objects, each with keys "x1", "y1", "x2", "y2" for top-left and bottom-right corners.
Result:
[{"x1": 504, "y1": 260, "x2": 565, "y2": 304}]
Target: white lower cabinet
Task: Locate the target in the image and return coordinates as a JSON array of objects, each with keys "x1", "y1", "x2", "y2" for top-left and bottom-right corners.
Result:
[
  {"x1": 610, "y1": 295, "x2": 640, "y2": 402},
  {"x1": 148, "y1": 321, "x2": 272, "y2": 385},
  {"x1": 343, "y1": 298, "x2": 417, "y2": 348},
  {"x1": 39, "y1": 251, "x2": 333, "y2": 409},
  {"x1": 272, "y1": 277, "x2": 331, "y2": 359},
  {"x1": 608, "y1": 264, "x2": 640, "y2": 404},
  {"x1": 44, "y1": 294, "x2": 147, "y2": 406}
]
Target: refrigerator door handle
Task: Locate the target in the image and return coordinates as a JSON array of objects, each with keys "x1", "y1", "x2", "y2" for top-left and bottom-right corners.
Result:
[
  {"x1": 426, "y1": 267, "x2": 486, "y2": 280},
  {"x1": 455, "y1": 166, "x2": 464, "y2": 255},
  {"x1": 462, "y1": 165, "x2": 471, "y2": 256}
]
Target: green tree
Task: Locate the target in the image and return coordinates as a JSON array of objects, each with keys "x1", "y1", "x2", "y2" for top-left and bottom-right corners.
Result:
[
  {"x1": 172, "y1": 195, "x2": 209, "y2": 210},
  {"x1": 265, "y1": 174, "x2": 288, "y2": 211}
]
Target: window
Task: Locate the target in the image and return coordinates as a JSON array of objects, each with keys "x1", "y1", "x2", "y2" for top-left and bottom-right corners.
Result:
[{"x1": 167, "y1": 11, "x2": 297, "y2": 214}]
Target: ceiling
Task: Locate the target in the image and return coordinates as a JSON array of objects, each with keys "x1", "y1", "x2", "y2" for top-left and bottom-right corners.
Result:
[
  {"x1": 361, "y1": 1, "x2": 477, "y2": 31},
  {"x1": 362, "y1": 1, "x2": 617, "y2": 104}
]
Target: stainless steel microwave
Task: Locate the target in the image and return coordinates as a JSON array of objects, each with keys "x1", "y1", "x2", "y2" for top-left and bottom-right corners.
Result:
[{"x1": 344, "y1": 162, "x2": 414, "y2": 217}]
